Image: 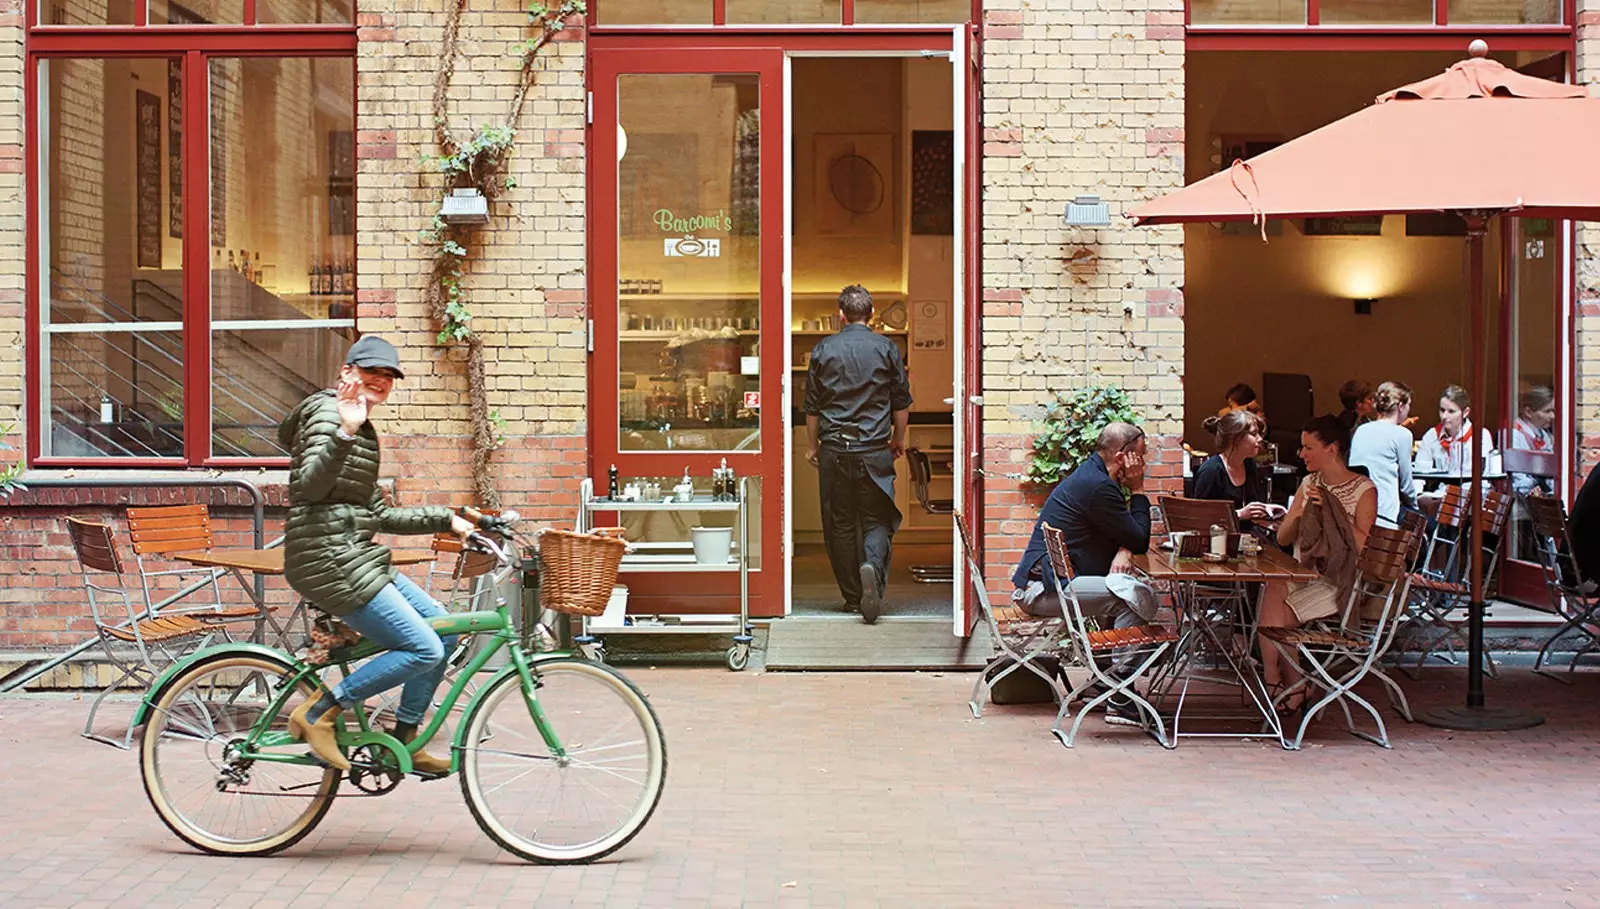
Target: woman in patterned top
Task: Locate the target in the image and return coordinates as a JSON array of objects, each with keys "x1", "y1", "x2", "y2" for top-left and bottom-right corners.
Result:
[{"x1": 1258, "y1": 415, "x2": 1378, "y2": 707}]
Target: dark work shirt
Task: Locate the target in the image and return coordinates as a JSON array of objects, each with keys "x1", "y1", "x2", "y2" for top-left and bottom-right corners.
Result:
[
  {"x1": 1571, "y1": 461, "x2": 1600, "y2": 581},
  {"x1": 1012, "y1": 453, "x2": 1152, "y2": 587},
  {"x1": 803, "y1": 322, "x2": 912, "y2": 449},
  {"x1": 1193, "y1": 455, "x2": 1266, "y2": 529}
]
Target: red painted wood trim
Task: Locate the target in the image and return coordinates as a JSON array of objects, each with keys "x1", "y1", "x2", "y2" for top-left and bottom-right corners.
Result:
[
  {"x1": 842, "y1": 0, "x2": 854, "y2": 26},
  {"x1": 244, "y1": 0, "x2": 257, "y2": 26},
  {"x1": 1185, "y1": 26, "x2": 1572, "y2": 52},
  {"x1": 182, "y1": 50, "x2": 210, "y2": 461},
  {"x1": 135, "y1": 0, "x2": 149, "y2": 26},
  {"x1": 1306, "y1": 0, "x2": 1319, "y2": 27},
  {"x1": 962, "y1": 27, "x2": 984, "y2": 630},
  {"x1": 23, "y1": 54, "x2": 38, "y2": 462},
  {"x1": 1435, "y1": 0, "x2": 1448, "y2": 26},
  {"x1": 32, "y1": 457, "x2": 188, "y2": 468},
  {"x1": 26, "y1": 28, "x2": 358, "y2": 55},
  {"x1": 712, "y1": 0, "x2": 725, "y2": 26},
  {"x1": 588, "y1": 28, "x2": 955, "y2": 52}
]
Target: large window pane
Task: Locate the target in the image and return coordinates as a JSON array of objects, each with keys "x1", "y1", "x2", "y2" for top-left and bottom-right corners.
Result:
[
  {"x1": 150, "y1": 0, "x2": 245, "y2": 24},
  {"x1": 1320, "y1": 0, "x2": 1432, "y2": 24},
  {"x1": 1508, "y1": 218, "x2": 1561, "y2": 563},
  {"x1": 1188, "y1": 0, "x2": 1304, "y2": 23},
  {"x1": 599, "y1": 0, "x2": 711, "y2": 24},
  {"x1": 42, "y1": 0, "x2": 135, "y2": 25},
  {"x1": 725, "y1": 0, "x2": 841, "y2": 24},
  {"x1": 210, "y1": 57, "x2": 354, "y2": 456},
  {"x1": 617, "y1": 74, "x2": 762, "y2": 453},
  {"x1": 852, "y1": 0, "x2": 969, "y2": 23},
  {"x1": 257, "y1": 0, "x2": 354, "y2": 24},
  {"x1": 1452, "y1": 0, "x2": 1560, "y2": 23},
  {"x1": 42, "y1": 58, "x2": 185, "y2": 458},
  {"x1": 212, "y1": 328, "x2": 347, "y2": 457}
]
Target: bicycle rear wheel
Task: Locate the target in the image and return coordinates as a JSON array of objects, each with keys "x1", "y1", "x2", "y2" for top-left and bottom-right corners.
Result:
[
  {"x1": 140, "y1": 652, "x2": 339, "y2": 856},
  {"x1": 459, "y1": 657, "x2": 666, "y2": 864}
]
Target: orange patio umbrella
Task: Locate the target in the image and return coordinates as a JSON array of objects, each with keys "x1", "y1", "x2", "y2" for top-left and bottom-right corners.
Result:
[{"x1": 1130, "y1": 42, "x2": 1600, "y2": 732}]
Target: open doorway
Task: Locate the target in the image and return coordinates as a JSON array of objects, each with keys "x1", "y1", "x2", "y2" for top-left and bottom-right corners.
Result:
[{"x1": 786, "y1": 54, "x2": 959, "y2": 620}]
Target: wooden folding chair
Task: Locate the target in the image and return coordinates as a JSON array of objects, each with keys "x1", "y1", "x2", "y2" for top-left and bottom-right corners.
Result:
[
  {"x1": 958, "y1": 513, "x2": 1069, "y2": 719},
  {"x1": 1404, "y1": 485, "x2": 1512, "y2": 678},
  {"x1": 1041, "y1": 522, "x2": 1178, "y2": 749},
  {"x1": 1524, "y1": 496, "x2": 1600, "y2": 682},
  {"x1": 125, "y1": 504, "x2": 266, "y2": 637},
  {"x1": 1262, "y1": 525, "x2": 1416, "y2": 749},
  {"x1": 1156, "y1": 495, "x2": 1250, "y2": 634},
  {"x1": 68, "y1": 518, "x2": 212, "y2": 749}
]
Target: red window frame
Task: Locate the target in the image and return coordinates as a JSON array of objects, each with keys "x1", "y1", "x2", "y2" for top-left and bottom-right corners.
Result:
[
  {"x1": 1184, "y1": 0, "x2": 1576, "y2": 31},
  {"x1": 24, "y1": 11, "x2": 358, "y2": 469},
  {"x1": 589, "y1": 0, "x2": 983, "y2": 28}
]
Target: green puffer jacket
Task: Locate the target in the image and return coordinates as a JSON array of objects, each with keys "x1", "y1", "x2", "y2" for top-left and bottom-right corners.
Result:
[{"x1": 278, "y1": 390, "x2": 453, "y2": 617}]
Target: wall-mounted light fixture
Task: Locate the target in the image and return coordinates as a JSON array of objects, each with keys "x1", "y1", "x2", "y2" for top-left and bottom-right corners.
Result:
[
  {"x1": 1064, "y1": 194, "x2": 1112, "y2": 228},
  {"x1": 1353, "y1": 297, "x2": 1377, "y2": 315},
  {"x1": 439, "y1": 187, "x2": 490, "y2": 226}
]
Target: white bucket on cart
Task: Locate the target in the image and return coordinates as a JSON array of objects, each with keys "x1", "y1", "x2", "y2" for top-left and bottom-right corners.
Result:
[{"x1": 690, "y1": 526, "x2": 733, "y2": 565}]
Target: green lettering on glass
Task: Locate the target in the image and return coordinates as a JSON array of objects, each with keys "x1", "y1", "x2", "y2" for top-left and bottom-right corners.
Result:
[{"x1": 653, "y1": 208, "x2": 732, "y2": 234}]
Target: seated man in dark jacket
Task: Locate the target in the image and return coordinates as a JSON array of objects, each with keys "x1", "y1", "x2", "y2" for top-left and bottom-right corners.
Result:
[
  {"x1": 1570, "y1": 459, "x2": 1600, "y2": 582},
  {"x1": 1011, "y1": 423, "x2": 1160, "y2": 723}
]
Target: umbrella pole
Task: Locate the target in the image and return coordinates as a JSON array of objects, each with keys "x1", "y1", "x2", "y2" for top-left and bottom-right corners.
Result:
[{"x1": 1420, "y1": 214, "x2": 1543, "y2": 732}]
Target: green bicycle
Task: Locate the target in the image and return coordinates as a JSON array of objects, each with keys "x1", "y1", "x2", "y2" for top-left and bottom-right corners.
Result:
[{"x1": 133, "y1": 511, "x2": 667, "y2": 864}]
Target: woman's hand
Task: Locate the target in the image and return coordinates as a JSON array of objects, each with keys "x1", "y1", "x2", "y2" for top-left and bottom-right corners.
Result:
[
  {"x1": 1239, "y1": 502, "x2": 1271, "y2": 522},
  {"x1": 335, "y1": 377, "x2": 370, "y2": 435},
  {"x1": 450, "y1": 514, "x2": 475, "y2": 537},
  {"x1": 1303, "y1": 484, "x2": 1324, "y2": 508}
]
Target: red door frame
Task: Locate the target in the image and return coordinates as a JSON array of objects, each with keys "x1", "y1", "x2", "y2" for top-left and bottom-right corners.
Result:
[
  {"x1": 586, "y1": 28, "x2": 976, "y2": 619},
  {"x1": 588, "y1": 47, "x2": 788, "y2": 617},
  {"x1": 24, "y1": 25, "x2": 357, "y2": 468}
]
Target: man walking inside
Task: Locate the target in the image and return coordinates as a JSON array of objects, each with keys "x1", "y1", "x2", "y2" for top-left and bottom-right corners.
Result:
[{"x1": 804, "y1": 284, "x2": 913, "y2": 624}]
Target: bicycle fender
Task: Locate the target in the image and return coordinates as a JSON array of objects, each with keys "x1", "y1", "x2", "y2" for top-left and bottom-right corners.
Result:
[
  {"x1": 132, "y1": 642, "x2": 304, "y2": 728},
  {"x1": 450, "y1": 651, "x2": 577, "y2": 761}
]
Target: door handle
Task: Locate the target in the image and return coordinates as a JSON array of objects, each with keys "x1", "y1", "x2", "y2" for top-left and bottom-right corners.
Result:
[
  {"x1": 947, "y1": 396, "x2": 984, "y2": 406},
  {"x1": 943, "y1": 397, "x2": 955, "y2": 405}
]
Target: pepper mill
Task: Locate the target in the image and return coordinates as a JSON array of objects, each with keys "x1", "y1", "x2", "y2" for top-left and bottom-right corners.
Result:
[{"x1": 607, "y1": 464, "x2": 619, "y2": 500}]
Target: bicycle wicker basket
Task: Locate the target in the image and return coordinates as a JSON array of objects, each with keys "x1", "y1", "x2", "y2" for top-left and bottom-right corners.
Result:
[{"x1": 537, "y1": 527, "x2": 628, "y2": 617}]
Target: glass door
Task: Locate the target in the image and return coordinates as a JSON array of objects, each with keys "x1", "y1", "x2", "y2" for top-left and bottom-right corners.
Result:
[
  {"x1": 1499, "y1": 215, "x2": 1564, "y2": 605},
  {"x1": 590, "y1": 49, "x2": 785, "y2": 615}
]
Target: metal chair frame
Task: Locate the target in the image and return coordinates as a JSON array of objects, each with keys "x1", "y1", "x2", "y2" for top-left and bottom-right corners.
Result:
[
  {"x1": 1523, "y1": 496, "x2": 1600, "y2": 681},
  {"x1": 68, "y1": 517, "x2": 212, "y2": 749},
  {"x1": 1403, "y1": 484, "x2": 1511, "y2": 679},
  {"x1": 906, "y1": 448, "x2": 955, "y2": 584},
  {"x1": 124, "y1": 504, "x2": 269, "y2": 640},
  {"x1": 1263, "y1": 525, "x2": 1416, "y2": 750},
  {"x1": 958, "y1": 513, "x2": 1069, "y2": 719},
  {"x1": 1155, "y1": 496, "x2": 1252, "y2": 644},
  {"x1": 1040, "y1": 523, "x2": 1176, "y2": 749}
]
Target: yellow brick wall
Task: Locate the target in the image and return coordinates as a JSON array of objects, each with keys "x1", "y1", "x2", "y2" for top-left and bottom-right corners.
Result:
[
  {"x1": 354, "y1": 1, "x2": 589, "y2": 514},
  {"x1": 978, "y1": 3, "x2": 1186, "y2": 591}
]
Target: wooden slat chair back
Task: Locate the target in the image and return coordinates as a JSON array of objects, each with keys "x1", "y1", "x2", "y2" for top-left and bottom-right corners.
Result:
[
  {"x1": 957, "y1": 512, "x2": 1068, "y2": 718},
  {"x1": 1157, "y1": 495, "x2": 1238, "y2": 534},
  {"x1": 67, "y1": 517, "x2": 210, "y2": 748},
  {"x1": 1261, "y1": 524, "x2": 1419, "y2": 749},
  {"x1": 1522, "y1": 496, "x2": 1600, "y2": 680},
  {"x1": 124, "y1": 504, "x2": 260, "y2": 626},
  {"x1": 1405, "y1": 484, "x2": 1512, "y2": 679},
  {"x1": 1040, "y1": 522, "x2": 1177, "y2": 748}
]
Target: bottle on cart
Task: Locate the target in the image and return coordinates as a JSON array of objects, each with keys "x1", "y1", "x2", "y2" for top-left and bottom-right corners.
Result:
[
  {"x1": 712, "y1": 466, "x2": 725, "y2": 501},
  {"x1": 607, "y1": 464, "x2": 619, "y2": 500},
  {"x1": 724, "y1": 460, "x2": 737, "y2": 500}
]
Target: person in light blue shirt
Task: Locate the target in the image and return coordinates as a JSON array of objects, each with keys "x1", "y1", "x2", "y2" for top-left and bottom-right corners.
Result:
[{"x1": 1350, "y1": 381, "x2": 1418, "y2": 529}]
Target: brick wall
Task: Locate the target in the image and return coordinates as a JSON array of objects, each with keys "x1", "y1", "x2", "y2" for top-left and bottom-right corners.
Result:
[
  {"x1": 978, "y1": 2, "x2": 1186, "y2": 595},
  {"x1": 354, "y1": 0, "x2": 590, "y2": 500},
  {"x1": 1578, "y1": 3, "x2": 1600, "y2": 481}
]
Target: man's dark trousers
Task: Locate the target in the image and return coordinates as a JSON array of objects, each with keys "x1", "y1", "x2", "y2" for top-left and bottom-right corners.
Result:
[{"x1": 818, "y1": 446, "x2": 901, "y2": 605}]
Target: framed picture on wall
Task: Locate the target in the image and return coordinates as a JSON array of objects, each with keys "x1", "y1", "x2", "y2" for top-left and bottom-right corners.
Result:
[
  {"x1": 814, "y1": 133, "x2": 893, "y2": 236},
  {"x1": 328, "y1": 130, "x2": 355, "y2": 236},
  {"x1": 167, "y1": 59, "x2": 182, "y2": 239},
  {"x1": 910, "y1": 130, "x2": 953, "y2": 236},
  {"x1": 136, "y1": 90, "x2": 162, "y2": 268},
  {"x1": 1301, "y1": 216, "x2": 1385, "y2": 236}
]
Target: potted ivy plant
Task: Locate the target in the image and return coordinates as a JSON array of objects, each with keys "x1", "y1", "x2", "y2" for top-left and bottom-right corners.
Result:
[{"x1": 1025, "y1": 385, "x2": 1141, "y2": 488}]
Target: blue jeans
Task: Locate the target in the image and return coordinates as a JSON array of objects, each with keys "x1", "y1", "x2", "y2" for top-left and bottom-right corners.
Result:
[{"x1": 330, "y1": 573, "x2": 459, "y2": 726}]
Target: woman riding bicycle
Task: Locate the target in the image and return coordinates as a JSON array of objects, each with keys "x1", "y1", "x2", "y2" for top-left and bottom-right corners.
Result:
[{"x1": 281, "y1": 335, "x2": 474, "y2": 773}]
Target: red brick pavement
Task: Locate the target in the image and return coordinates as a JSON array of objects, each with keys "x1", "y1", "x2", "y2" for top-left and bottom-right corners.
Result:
[{"x1": 3, "y1": 669, "x2": 1600, "y2": 908}]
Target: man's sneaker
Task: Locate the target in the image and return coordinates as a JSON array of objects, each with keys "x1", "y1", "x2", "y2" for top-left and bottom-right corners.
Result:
[
  {"x1": 859, "y1": 563, "x2": 882, "y2": 625},
  {"x1": 1103, "y1": 696, "x2": 1144, "y2": 728}
]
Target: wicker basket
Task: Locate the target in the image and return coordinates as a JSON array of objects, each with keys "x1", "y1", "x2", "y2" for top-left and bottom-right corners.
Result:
[{"x1": 538, "y1": 527, "x2": 628, "y2": 616}]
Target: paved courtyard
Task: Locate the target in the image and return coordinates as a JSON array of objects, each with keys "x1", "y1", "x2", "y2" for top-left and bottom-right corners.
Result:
[{"x1": 3, "y1": 666, "x2": 1600, "y2": 908}]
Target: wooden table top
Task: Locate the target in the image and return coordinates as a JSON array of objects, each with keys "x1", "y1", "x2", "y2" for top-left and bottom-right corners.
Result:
[
  {"x1": 173, "y1": 548, "x2": 435, "y2": 575},
  {"x1": 1131, "y1": 546, "x2": 1319, "y2": 583}
]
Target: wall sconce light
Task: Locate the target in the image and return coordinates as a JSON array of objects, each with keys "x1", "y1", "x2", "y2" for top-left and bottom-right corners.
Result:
[
  {"x1": 1353, "y1": 297, "x2": 1377, "y2": 315},
  {"x1": 1064, "y1": 194, "x2": 1112, "y2": 228},
  {"x1": 439, "y1": 188, "x2": 490, "y2": 226}
]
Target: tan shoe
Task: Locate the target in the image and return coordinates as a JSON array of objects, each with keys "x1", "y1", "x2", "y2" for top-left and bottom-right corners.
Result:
[
  {"x1": 396, "y1": 728, "x2": 452, "y2": 775},
  {"x1": 287, "y1": 699, "x2": 350, "y2": 772}
]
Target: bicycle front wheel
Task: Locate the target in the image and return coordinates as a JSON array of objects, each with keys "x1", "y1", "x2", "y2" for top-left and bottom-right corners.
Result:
[
  {"x1": 140, "y1": 653, "x2": 339, "y2": 856},
  {"x1": 459, "y1": 658, "x2": 666, "y2": 864}
]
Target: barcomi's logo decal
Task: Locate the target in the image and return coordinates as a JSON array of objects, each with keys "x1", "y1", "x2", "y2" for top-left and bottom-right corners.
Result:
[{"x1": 664, "y1": 236, "x2": 720, "y2": 257}]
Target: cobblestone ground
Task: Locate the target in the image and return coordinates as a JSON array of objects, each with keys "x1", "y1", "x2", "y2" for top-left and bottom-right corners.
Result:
[{"x1": 3, "y1": 667, "x2": 1600, "y2": 908}]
